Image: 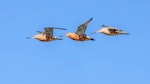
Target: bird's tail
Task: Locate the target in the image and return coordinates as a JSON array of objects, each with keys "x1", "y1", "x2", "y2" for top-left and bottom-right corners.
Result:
[{"x1": 117, "y1": 30, "x2": 129, "y2": 35}]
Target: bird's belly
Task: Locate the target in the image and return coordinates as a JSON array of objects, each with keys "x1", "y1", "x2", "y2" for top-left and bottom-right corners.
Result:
[
  {"x1": 36, "y1": 37, "x2": 47, "y2": 41},
  {"x1": 71, "y1": 35, "x2": 87, "y2": 41},
  {"x1": 33, "y1": 34, "x2": 49, "y2": 41},
  {"x1": 103, "y1": 30, "x2": 111, "y2": 35},
  {"x1": 69, "y1": 34, "x2": 80, "y2": 40}
]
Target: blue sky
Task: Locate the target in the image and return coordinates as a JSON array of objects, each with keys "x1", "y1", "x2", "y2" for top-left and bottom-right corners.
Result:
[{"x1": 0, "y1": 0, "x2": 150, "y2": 84}]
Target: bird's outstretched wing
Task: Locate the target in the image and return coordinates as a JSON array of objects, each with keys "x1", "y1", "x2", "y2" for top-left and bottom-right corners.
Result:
[
  {"x1": 44, "y1": 27, "x2": 67, "y2": 36},
  {"x1": 36, "y1": 31, "x2": 43, "y2": 33},
  {"x1": 76, "y1": 17, "x2": 93, "y2": 36}
]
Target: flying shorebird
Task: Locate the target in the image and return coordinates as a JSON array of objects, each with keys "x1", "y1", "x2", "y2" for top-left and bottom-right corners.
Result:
[
  {"x1": 31, "y1": 27, "x2": 66, "y2": 42},
  {"x1": 94, "y1": 25, "x2": 128, "y2": 36},
  {"x1": 66, "y1": 18, "x2": 95, "y2": 41}
]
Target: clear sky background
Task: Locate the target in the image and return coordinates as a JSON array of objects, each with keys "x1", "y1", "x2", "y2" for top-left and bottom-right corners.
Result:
[{"x1": 0, "y1": 0, "x2": 150, "y2": 84}]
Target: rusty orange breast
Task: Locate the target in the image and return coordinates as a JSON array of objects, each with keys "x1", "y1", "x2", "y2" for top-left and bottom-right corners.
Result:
[{"x1": 66, "y1": 33, "x2": 80, "y2": 40}]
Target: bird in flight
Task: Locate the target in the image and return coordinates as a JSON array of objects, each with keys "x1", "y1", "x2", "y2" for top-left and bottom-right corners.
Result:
[
  {"x1": 31, "y1": 27, "x2": 67, "y2": 42},
  {"x1": 66, "y1": 18, "x2": 95, "y2": 41},
  {"x1": 93, "y1": 25, "x2": 128, "y2": 36}
]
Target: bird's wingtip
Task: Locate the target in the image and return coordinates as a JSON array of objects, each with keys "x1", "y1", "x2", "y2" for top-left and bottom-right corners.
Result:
[
  {"x1": 102, "y1": 24, "x2": 107, "y2": 27},
  {"x1": 90, "y1": 17, "x2": 93, "y2": 20},
  {"x1": 61, "y1": 28, "x2": 67, "y2": 30}
]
